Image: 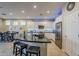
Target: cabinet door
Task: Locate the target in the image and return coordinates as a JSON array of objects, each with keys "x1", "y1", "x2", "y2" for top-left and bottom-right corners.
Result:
[
  {"x1": 63, "y1": 14, "x2": 72, "y2": 55},
  {"x1": 63, "y1": 11, "x2": 79, "y2": 56},
  {"x1": 72, "y1": 11, "x2": 79, "y2": 56}
]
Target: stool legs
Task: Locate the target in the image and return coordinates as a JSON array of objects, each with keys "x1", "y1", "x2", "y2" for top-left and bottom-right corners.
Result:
[
  {"x1": 13, "y1": 44, "x2": 15, "y2": 55},
  {"x1": 39, "y1": 51, "x2": 40, "y2": 56},
  {"x1": 14, "y1": 47, "x2": 22, "y2": 56},
  {"x1": 15, "y1": 47, "x2": 17, "y2": 56},
  {"x1": 20, "y1": 48, "x2": 22, "y2": 56}
]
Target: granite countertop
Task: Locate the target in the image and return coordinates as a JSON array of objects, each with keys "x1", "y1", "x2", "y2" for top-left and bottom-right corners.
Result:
[{"x1": 15, "y1": 38, "x2": 51, "y2": 43}]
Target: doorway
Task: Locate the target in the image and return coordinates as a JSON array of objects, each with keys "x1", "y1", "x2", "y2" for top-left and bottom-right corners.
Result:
[{"x1": 55, "y1": 22, "x2": 62, "y2": 49}]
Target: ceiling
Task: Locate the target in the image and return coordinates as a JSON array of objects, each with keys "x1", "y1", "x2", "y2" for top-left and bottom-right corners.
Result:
[{"x1": 0, "y1": 2, "x2": 66, "y2": 20}]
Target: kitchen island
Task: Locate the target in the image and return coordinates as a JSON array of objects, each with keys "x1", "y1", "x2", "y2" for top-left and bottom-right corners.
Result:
[{"x1": 14, "y1": 38, "x2": 51, "y2": 56}]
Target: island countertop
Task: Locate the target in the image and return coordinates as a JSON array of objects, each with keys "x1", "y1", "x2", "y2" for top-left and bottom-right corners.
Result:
[
  {"x1": 14, "y1": 38, "x2": 51, "y2": 56},
  {"x1": 14, "y1": 39, "x2": 51, "y2": 43}
]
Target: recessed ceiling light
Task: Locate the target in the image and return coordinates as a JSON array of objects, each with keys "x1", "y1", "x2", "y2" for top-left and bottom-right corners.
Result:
[
  {"x1": 9, "y1": 13, "x2": 13, "y2": 15},
  {"x1": 46, "y1": 10, "x2": 50, "y2": 14},
  {"x1": 21, "y1": 10, "x2": 25, "y2": 13},
  {"x1": 33, "y1": 5, "x2": 37, "y2": 8}
]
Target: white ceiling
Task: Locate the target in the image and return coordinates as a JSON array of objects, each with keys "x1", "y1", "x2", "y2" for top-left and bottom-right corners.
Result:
[{"x1": 0, "y1": 2, "x2": 66, "y2": 20}]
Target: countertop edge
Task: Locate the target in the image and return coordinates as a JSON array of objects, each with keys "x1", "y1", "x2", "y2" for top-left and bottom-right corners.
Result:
[{"x1": 14, "y1": 39, "x2": 51, "y2": 43}]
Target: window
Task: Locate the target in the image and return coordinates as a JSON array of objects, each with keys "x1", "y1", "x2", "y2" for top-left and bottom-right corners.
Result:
[
  {"x1": 13, "y1": 21, "x2": 18, "y2": 25},
  {"x1": 5, "y1": 20, "x2": 10, "y2": 25},
  {"x1": 20, "y1": 20, "x2": 26, "y2": 25}
]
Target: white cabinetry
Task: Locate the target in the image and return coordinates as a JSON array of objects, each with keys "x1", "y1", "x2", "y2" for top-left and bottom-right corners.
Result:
[{"x1": 63, "y1": 11, "x2": 79, "y2": 56}]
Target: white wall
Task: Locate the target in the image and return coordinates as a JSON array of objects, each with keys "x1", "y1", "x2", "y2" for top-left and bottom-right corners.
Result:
[
  {"x1": 0, "y1": 19, "x2": 8, "y2": 32},
  {"x1": 0, "y1": 19, "x2": 2, "y2": 32},
  {"x1": 54, "y1": 2, "x2": 79, "y2": 56}
]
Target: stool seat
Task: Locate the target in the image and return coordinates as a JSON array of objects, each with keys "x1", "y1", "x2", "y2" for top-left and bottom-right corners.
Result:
[{"x1": 22, "y1": 46, "x2": 40, "y2": 56}]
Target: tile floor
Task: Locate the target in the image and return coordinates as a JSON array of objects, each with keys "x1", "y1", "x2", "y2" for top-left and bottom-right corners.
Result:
[
  {"x1": 0, "y1": 42, "x2": 13, "y2": 56},
  {"x1": 0, "y1": 41, "x2": 67, "y2": 56},
  {"x1": 47, "y1": 40, "x2": 67, "y2": 56}
]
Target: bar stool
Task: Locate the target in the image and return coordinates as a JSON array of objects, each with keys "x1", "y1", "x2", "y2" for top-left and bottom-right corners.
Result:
[
  {"x1": 0, "y1": 32, "x2": 2, "y2": 42},
  {"x1": 23, "y1": 46, "x2": 40, "y2": 56},
  {"x1": 13, "y1": 42, "x2": 20, "y2": 55},
  {"x1": 1, "y1": 33, "x2": 5, "y2": 42},
  {"x1": 13, "y1": 42, "x2": 28, "y2": 56}
]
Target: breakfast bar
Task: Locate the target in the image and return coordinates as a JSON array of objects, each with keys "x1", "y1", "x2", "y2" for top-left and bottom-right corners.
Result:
[{"x1": 14, "y1": 39, "x2": 51, "y2": 56}]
